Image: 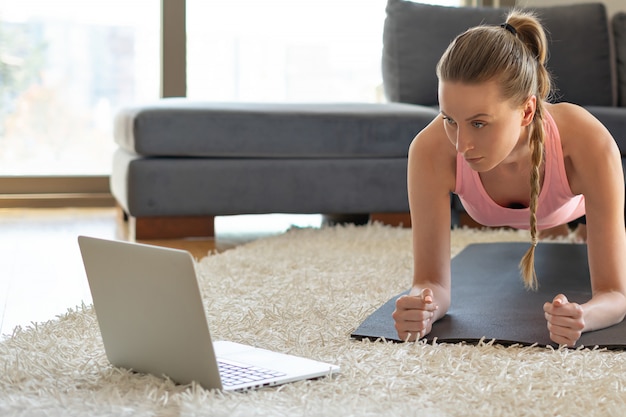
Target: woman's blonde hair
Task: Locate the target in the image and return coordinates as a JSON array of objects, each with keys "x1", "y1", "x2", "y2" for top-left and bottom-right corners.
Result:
[{"x1": 436, "y1": 10, "x2": 552, "y2": 290}]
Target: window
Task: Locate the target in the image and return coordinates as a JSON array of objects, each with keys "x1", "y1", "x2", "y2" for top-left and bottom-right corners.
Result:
[
  {"x1": 187, "y1": 0, "x2": 463, "y2": 103},
  {"x1": 187, "y1": 0, "x2": 387, "y2": 103},
  {"x1": 0, "y1": 0, "x2": 462, "y2": 196},
  {"x1": 0, "y1": 0, "x2": 159, "y2": 176}
]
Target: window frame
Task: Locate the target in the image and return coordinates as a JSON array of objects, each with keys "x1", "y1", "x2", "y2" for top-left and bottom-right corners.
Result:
[{"x1": 0, "y1": 0, "x2": 184, "y2": 208}]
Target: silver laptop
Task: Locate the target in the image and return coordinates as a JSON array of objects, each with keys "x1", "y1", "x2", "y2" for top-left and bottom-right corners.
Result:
[{"x1": 77, "y1": 235, "x2": 340, "y2": 391}]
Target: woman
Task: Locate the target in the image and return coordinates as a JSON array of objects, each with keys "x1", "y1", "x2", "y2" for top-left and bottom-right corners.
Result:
[{"x1": 392, "y1": 10, "x2": 626, "y2": 347}]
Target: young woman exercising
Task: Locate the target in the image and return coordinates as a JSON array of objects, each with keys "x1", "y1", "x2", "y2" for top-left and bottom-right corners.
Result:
[{"x1": 392, "y1": 10, "x2": 626, "y2": 347}]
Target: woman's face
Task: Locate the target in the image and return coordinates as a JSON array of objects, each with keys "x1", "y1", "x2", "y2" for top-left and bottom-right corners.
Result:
[{"x1": 438, "y1": 79, "x2": 535, "y2": 172}]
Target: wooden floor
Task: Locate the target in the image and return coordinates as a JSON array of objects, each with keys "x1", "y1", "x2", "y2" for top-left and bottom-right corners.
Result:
[{"x1": 0, "y1": 208, "x2": 322, "y2": 338}]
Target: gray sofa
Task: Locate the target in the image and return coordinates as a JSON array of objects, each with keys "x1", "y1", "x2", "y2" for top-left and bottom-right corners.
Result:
[{"x1": 111, "y1": 0, "x2": 626, "y2": 239}]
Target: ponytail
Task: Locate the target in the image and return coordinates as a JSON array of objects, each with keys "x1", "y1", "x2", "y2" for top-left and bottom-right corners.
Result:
[
  {"x1": 505, "y1": 11, "x2": 551, "y2": 291},
  {"x1": 519, "y1": 104, "x2": 545, "y2": 290}
]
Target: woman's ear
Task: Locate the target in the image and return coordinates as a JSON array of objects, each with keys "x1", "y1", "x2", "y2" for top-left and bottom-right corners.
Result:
[{"x1": 521, "y1": 95, "x2": 537, "y2": 127}]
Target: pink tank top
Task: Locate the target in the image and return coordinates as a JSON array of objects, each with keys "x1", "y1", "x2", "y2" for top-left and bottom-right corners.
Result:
[{"x1": 454, "y1": 110, "x2": 585, "y2": 230}]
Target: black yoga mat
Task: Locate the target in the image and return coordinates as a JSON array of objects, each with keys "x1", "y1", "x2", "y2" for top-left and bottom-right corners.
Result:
[{"x1": 351, "y1": 242, "x2": 626, "y2": 349}]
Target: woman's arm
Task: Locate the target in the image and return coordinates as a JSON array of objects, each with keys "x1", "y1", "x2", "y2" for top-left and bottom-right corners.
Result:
[
  {"x1": 393, "y1": 116, "x2": 456, "y2": 341},
  {"x1": 545, "y1": 103, "x2": 626, "y2": 345}
]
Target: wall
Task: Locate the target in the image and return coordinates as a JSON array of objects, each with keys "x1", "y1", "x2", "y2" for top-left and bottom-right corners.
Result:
[{"x1": 517, "y1": 0, "x2": 624, "y2": 17}]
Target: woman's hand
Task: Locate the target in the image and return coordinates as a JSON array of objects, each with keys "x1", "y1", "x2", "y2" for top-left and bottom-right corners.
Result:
[
  {"x1": 392, "y1": 288, "x2": 439, "y2": 342},
  {"x1": 543, "y1": 294, "x2": 585, "y2": 347}
]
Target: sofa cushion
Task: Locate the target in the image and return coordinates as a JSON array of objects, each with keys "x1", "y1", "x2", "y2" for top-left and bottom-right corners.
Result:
[
  {"x1": 383, "y1": 0, "x2": 615, "y2": 107},
  {"x1": 114, "y1": 100, "x2": 438, "y2": 157},
  {"x1": 614, "y1": 12, "x2": 626, "y2": 106}
]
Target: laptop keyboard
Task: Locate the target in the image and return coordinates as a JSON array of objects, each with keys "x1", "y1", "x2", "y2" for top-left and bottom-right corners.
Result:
[{"x1": 218, "y1": 359, "x2": 287, "y2": 387}]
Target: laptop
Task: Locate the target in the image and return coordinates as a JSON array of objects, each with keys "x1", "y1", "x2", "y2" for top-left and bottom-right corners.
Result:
[{"x1": 77, "y1": 235, "x2": 340, "y2": 391}]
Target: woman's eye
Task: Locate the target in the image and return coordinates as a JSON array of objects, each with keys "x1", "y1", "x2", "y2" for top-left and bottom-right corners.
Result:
[
  {"x1": 443, "y1": 116, "x2": 456, "y2": 126},
  {"x1": 472, "y1": 121, "x2": 485, "y2": 129}
]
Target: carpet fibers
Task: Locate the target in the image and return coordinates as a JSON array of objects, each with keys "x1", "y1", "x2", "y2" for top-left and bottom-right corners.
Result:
[{"x1": 1, "y1": 224, "x2": 625, "y2": 416}]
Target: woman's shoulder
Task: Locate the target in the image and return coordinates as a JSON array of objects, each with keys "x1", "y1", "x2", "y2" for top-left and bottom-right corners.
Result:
[
  {"x1": 408, "y1": 114, "x2": 457, "y2": 189},
  {"x1": 545, "y1": 102, "x2": 608, "y2": 136},
  {"x1": 545, "y1": 102, "x2": 620, "y2": 194},
  {"x1": 545, "y1": 102, "x2": 615, "y2": 152},
  {"x1": 410, "y1": 115, "x2": 456, "y2": 157},
  {"x1": 545, "y1": 102, "x2": 592, "y2": 127}
]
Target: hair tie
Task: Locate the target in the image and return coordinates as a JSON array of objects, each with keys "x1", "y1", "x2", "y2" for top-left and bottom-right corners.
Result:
[
  {"x1": 531, "y1": 237, "x2": 538, "y2": 247},
  {"x1": 500, "y1": 22, "x2": 517, "y2": 36}
]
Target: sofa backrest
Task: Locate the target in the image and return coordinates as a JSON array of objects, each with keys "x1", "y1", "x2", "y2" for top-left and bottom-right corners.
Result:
[
  {"x1": 614, "y1": 12, "x2": 626, "y2": 106},
  {"x1": 382, "y1": 0, "x2": 616, "y2": 108}
]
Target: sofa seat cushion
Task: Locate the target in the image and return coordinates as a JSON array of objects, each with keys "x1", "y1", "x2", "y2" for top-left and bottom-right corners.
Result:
[
  {"x1": 111, "y1": 149, "x2": 410, "y2": 217},
  {"x1": 114, "y1": 100, "x2": 438, "y2": 158},
  {"x1": 383, "y1": 0, "x2": 616, "y2": 107}
]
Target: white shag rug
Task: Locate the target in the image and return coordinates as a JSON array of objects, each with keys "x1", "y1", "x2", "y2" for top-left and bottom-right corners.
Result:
[{"x1": 1, "y1": 224, "x2": 625, "y2": 416}]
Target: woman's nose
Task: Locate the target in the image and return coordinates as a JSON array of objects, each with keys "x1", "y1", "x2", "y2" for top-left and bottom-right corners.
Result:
[{"x1": 455, "y1": 130, "x2": 473, "y2": 154}]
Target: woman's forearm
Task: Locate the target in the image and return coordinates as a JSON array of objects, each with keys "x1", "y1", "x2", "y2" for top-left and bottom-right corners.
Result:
[{"x1": 582, "y1": 291, "x2": 626, "y2": 333}]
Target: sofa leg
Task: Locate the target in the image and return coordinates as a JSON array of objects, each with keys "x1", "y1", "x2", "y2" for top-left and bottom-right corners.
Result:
[
  {"x1": 370, "y1": 212, "x2": 411, "y2": 228},
  {"x1": 322, "y1": 213, "x2": 370, "y2": 226},
  {"x1": 130, "y1": 215, "x2": 216, "y2": 240}
]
